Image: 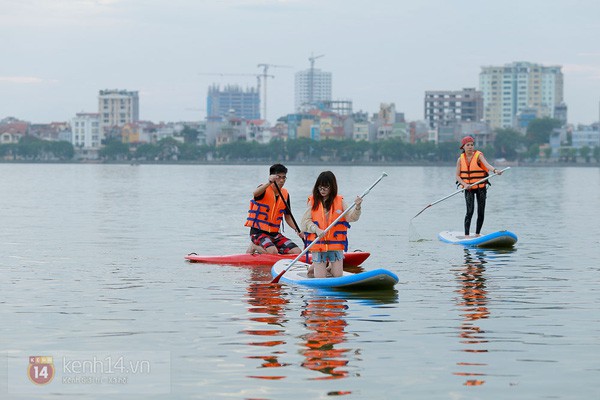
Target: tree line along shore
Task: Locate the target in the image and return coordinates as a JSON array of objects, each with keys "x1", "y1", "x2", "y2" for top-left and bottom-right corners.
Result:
[{"x1": 2, "y1": 121, "x2": 599, "y2": 165}]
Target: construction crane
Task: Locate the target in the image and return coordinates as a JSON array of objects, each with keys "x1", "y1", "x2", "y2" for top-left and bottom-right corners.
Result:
[
  {"x1": 198, "y1": 72, "x2": 273, "y2": 119},
  {"x1": 257, "y1": 63, "x2": 292, "y2": 120},
  {"x1": 308, "y1": 54, "x2": 324, "y2": 104}
]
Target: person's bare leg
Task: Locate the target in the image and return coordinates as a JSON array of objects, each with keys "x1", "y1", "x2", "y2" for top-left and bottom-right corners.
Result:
[
  {"x1": 329, "y1": 259, "x2": 343, "y2": 277},
  {"x1": 313, "y1": 261, "x2": 328, "y2": 278}
]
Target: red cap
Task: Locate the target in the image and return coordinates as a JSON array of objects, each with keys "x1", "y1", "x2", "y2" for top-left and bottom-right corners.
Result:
[{"x1": 460, "y1": 136, "x2": 474, "y2": 149}]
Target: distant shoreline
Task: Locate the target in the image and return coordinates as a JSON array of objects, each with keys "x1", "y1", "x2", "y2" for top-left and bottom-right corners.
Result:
[{"x1": 1, "y1": 160, "x2": 598, "y2": 167}]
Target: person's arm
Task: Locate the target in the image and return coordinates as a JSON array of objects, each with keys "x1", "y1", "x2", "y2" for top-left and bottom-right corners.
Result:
[
  {"x1": 343, "y1": 198, "x2": 362, "y2": 222},
  {"x1": 479, "y1": 153, "x2": 503, "y2": 175},
  {"x1": 301, "y1": 207, "x2": 323, "y2": 237},
  {"x1": 252, "y1": 174, "x2": 277, "y2": 198}
]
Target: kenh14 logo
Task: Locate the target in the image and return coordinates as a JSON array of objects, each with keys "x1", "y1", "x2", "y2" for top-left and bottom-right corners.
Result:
[{"x1": 28, "y1": 356, "x2": 55, "y2": 385}]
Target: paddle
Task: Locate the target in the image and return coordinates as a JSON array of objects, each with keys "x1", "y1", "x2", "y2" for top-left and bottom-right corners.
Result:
[
  {"x1": 273, "y1": 180, "x2": 302, "y2": 236},
  {"x1": 411, "y1": 167, "x2": 510, "y2": 220},
  {"x1": 271, "y1": 172, "x2": 388, "y2": 283},
  {"x1": 273, "y1": 180, "x2": 309, "y2": 261}
]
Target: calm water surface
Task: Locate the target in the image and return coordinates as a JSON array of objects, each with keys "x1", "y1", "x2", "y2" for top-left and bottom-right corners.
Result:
[{"x1": 1, "y1": 164, "x2": 599, "y2": 399}]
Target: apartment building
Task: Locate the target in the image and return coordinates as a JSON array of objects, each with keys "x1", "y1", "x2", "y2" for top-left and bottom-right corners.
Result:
[
  {"x1": 98, "y1": 89, "x2": 139, "y2": 133},
  {"x1": 295, "y1": 68, "x2": 332, "y2": 112},
  {"x1": 479, "y1": 62, "x2": 564, "y2": 129},
  {"x1": 424, "y1": 88, "x2": 483, "y2": 129}
]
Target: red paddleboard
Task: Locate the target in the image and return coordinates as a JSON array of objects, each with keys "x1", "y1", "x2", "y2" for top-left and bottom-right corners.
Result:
[{"x1": 185, "y1": 251, "x2": 370, "y2": 267}]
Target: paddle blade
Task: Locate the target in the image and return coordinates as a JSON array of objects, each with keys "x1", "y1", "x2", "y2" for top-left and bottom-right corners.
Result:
[
  {"x1": 270, "y1": 259, "x2": 301, "y2": 283},
  {"x1": 270, "y1": 267, "x2": 287, "y2": 283},
  {"x1": 411, "y1": 204, "x2": 431, "y2": 220}
]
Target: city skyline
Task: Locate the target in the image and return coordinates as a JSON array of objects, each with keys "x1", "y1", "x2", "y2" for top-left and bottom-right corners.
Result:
[{"x1": 2, "y1": 0, "x2": 600, "y2": 125}]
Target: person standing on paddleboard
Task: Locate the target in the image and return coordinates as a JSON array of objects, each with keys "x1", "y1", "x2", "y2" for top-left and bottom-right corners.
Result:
[
  {"x1": 455, "y1": 136, "x2": 503, "y2": 238},
  {"x1": 301, "y1": 171, "x2": 362, "y2": 278},
  {"x1": 245, "y1": 164, "x2": 304, "y2": 255}
]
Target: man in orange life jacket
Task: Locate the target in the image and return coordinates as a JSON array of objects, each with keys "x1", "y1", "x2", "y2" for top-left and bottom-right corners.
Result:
[
  {"x1": 245, "y1": 164, "x2": 304, "y2": 254},
  {"x1": 455, "y1": 136, "x2": 503, "y2": 238}
]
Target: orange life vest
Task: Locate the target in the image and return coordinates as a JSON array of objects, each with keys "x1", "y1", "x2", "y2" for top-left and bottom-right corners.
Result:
[
  {"x1": 459, "y1": 150, "x2": 489, "y2": 190},
  {"x1": 305, "y1": 195, "x2": 349, "y2": 252},
  {"x1": 244, "y1": 186, "x2": 288, "y2": 233}
]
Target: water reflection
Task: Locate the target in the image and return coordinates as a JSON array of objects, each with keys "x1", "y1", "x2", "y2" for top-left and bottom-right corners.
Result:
[
  {"x1": 300, "y1": 297, "x2": 350, "y2": 381},
  {"x1": 242, "y1": 265, "x2": 398, "y2": 393},
  {"x1": 453, "y1": 248, "x2": 489, "y2": 386},
  {"x1": 243, "y1": 267, "x2": 290, "y2": 380}
]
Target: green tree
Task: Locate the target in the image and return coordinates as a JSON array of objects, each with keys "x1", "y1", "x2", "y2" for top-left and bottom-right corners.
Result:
[
  {"x1": 579, "y1": 146, "x2": 591, "y2": 163},
  {"x1": 436, "y1": 141, "x2": 460, "y2": 162},
  {"x1": 526, "y1": 117, "x2": 562, "y2": 146},
  {"x1": 413, "y1": 141, "x2": 436, "y2": 161},
  {"x1": 181, "y1": 126, "x2": 200, "y2": 144},
  {"x1": 135, "y1": 143, "x2": 160, "y2": 160},
  {"x1": 375, "y1": 138, "x2": 407, "y2": 161},
  {"x1": 216, "y1": 140, "x2": 249, "y2": 160},
  {"x1": 558, "y1": 147, "x2": 570, "y2": 162},
  {"x1": 568, "y1": 148, "x2": 578, "y2": 162},
  {"x1": 266, "y1": 139, "x2": 287, "y2": 161},
  {"x1": 0, "y1": 143, "x2": 18, "y2": 160},
  {"x1": 341, "y1": 139, "x2": 370, "y2": 162},
  {"x1": 100, "y1": 139, "x2": 130, "y2": 160},
  {"x1": 494, "y1": 128, "x2": 523, "y2": 160},
  {"x1": 18, "y1": 135, "x2": 44, "y2": 159},
  {"x1": 156, "y1": 137, "x2": 180, "y2": 160},
  {"x1": 48, "y1": 141, "x2": 75, "y2": 160},
  {"x1": 286, "y1": 137, "x2": 315, "y2": 161},
  {"x1": 526, "y1": 144, "x2": 540, "y2": 161}
]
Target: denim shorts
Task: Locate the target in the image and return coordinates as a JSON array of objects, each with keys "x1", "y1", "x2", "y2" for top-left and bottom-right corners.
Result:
[{"x1": 313, "y1": 250, "x2": 343, "y2": 263}]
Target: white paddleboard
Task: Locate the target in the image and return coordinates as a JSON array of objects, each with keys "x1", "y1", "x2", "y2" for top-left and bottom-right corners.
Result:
[
  {"x1": 438, "y1": 230, "x2": 518, "y2": 248},
  {"x1": 271, "y1": 260, "x2": 398, "y2": 290}
]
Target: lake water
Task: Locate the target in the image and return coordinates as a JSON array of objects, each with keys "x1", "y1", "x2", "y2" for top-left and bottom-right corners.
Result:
[{"x1": 1, "y1": 164, "x2": 599, "y2": 399}]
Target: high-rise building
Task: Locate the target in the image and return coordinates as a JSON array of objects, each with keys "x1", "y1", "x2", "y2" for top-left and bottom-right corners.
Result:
[
  {"x1": 98, "y1": 89, "x2": 139, "y2": 134},
  {"x1": 424, "y1": 88, "x2": 483, "y2": 129},
  {"x1": 206, "y1": 85, "x2": 260, "y2": 120},
  {"x1": 479, "y1": 62, "x2": 564, "y2": 129},
  {"x1": 295, "y1": 68, "x2": 332, "y2": 112}
]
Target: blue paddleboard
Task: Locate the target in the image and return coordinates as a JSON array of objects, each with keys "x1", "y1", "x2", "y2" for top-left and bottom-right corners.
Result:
[
  {"x1": 438, "y1": 230, "x2": 518, "y2": 248},
  {"x1": 271, "y1": 260, "x2": 398, "y2": 290}
]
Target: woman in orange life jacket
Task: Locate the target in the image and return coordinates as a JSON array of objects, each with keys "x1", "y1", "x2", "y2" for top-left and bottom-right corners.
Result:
[
  {"x1": 301, "y1": 171, "x2": 362, "y2": 278},
  {"x1": 455, "y1": 136, "x2": 503, "y2": 238},
  {"x1": 245, "y1": 163, "x2": 304, "y2": 255}
]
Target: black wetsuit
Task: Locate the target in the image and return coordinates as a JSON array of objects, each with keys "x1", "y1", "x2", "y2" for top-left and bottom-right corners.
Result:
[{"x1": 464, "y1": 187, "x2": 487, "y2": 235}]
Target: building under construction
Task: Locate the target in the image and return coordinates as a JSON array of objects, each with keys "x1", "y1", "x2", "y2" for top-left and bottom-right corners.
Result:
[{"x1": 207, "y1": 85, "x2": 260, "y2": 121}]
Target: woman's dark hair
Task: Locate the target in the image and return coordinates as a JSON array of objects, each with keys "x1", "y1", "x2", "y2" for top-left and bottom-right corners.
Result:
[{"x1": 312, "y1": 171, "x2": 338, "y2": 211}]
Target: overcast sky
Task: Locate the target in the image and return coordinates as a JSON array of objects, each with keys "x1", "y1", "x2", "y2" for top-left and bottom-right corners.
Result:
[{"x1": 2, "y1": 0, "x2": 600, "y2": 125}]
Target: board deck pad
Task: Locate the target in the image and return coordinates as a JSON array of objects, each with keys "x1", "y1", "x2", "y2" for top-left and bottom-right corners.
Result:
[
  {"x1": 438, "y1": 230, "x2": 518, "y2": 248},
  {"x1": 271, "y1": 260, "x2": 398, "y2": 290}
]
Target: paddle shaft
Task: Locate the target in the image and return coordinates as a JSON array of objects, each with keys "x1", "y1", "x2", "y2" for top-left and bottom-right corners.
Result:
[
  {"x1": 411, "y1": 167, "x2": 510, "y2": 220},
  {"x1": 271, "y1": 172, "x2": 388, "y2": 283},
  {"x1": 272, "y1": 181, "x2": 302, "y2": 234}
]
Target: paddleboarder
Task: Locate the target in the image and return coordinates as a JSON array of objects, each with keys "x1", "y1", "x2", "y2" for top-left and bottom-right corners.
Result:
[
  {"x1": 301, "y1": 171, "x2": 362, "y2": 278},
  {"x1": 456, "y1": 136, "x2": 503, "y2": 238},
  {"x1": 245, "y1": 164, "x2": 304, "y2": 255}
]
